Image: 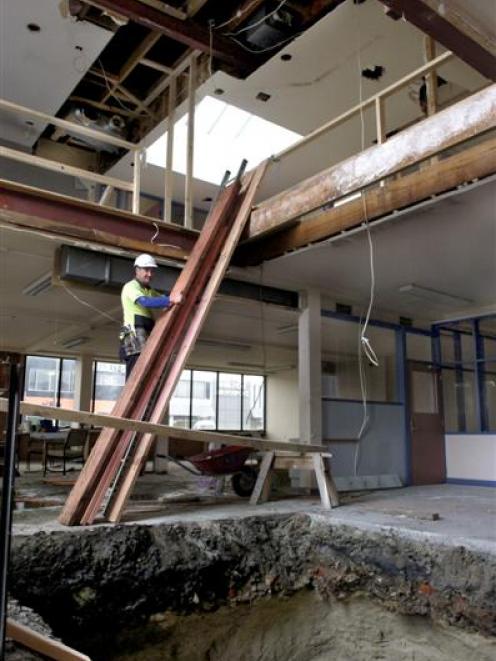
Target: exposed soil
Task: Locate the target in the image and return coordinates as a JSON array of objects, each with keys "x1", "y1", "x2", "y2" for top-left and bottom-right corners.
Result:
[{"x1": 9, "y1": 513, "x2": 496, "y2": 659}]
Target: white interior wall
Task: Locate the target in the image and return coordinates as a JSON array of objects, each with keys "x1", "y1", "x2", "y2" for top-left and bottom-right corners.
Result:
[
  {"x1": 265, "y1": 368, "x2": 299, "y2": 442},
  {"x1": 446, "y1": 434, "x2": 496, "y2": 483}
]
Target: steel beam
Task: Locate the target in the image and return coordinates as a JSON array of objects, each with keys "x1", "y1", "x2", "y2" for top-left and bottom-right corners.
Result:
[{"x1": 0, "y1": 179, "x2": 196, "y2": 260}]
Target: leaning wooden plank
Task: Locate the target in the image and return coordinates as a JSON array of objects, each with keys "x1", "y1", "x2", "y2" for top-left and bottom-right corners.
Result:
[
  {"x1": 6, "y1": 619, "x2": 91, "y2": 661},
  {"x1": 248, "y1": 85, "x2": 496, "y2": 237},
  {"x1": 79, "y1": 177, "x2": 245, "y2": 524},
  {"x1": 0, "y1": 399, "x2": 327, "y2": 454},
  {"x1": 59, "y1": 180, "x2": 242, "y2": 525},
  {"x1": 106, "y1": 161, "x2": 269, "y2": 522}
]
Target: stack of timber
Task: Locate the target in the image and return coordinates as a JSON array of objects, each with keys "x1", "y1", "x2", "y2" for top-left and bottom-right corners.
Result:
[{"x1": 59, "y1": 161, "x2": 267, "y2": 526}]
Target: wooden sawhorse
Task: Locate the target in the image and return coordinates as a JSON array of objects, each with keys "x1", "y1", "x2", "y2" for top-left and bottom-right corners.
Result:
[{"x1": 249, "y1": 452, "x2": 339, "y2": 509}]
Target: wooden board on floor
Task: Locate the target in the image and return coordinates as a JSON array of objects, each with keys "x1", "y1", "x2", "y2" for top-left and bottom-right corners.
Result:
[{"x1": 6, "y1": 618, "x2": 91, "y2": 661}]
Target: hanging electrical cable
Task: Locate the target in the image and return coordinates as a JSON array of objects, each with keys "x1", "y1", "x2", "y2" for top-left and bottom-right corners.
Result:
[{"x1": 353, "y1": 2, "x2": 380, "y2": 474}]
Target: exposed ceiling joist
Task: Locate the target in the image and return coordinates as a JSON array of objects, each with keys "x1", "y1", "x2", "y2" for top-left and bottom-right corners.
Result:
[
  {"x1": 379, "y1": 0, "x2": 496, "y2": 81},
  {"x1": 86, "y1": 0, "x2": 261, "y2": 76}
]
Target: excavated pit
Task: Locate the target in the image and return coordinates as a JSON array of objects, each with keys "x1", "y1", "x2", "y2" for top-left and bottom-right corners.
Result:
[{"x1": 9, "y1": 512, "x2": 496, "y2": 660}]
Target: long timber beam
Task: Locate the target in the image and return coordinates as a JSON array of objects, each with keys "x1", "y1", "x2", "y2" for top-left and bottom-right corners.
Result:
[
  {"x1": 379, "y1": 0, "x2": 496, "y2": 81},
  {"x1": 247, "y1": 85, "x2": 496, "y2": 238},
  {"x1": 0, "y1": 180, "x2": 197, "y2": 261},
  {"x1": 0, "y1": 399, "x2": 328, "y2": 455},
  {"x1": 237, "y1": 135, "x2": 496, "y2": 265}
]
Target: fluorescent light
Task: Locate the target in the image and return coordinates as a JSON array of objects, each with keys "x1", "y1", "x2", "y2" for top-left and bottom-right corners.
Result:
[
  {"x1": 146, "y1": 96, "x2": 302, "y2": 185},
  {"x1": 198, "y1": 338, "x2": 252, "y2": 351},
  {"x1": 399, "y1": 284, "x2": 472, "y2": 307},
  {"x1": 61, "y1": 336, "x2": 89, "y2": 349},
  {"x1": 22, "y1": 273, "x2": 52, "y2": 297},
  {"x1": 276, "y1": 324, "x2": 298, "y2": 335}
]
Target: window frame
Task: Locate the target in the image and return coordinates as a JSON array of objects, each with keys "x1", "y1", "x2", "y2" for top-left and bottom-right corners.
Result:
[{"x1": 169, "y1": 368, "x2": 266, "y2": 434}]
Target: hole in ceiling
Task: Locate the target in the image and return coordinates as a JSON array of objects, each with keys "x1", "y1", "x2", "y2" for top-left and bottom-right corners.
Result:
[
  {"x1": 213, "y1": 88, "x2": 225, "y2": 96},
  {"x1": 361, "y1": 65, "x2": 385, "y2": 80},
  {"x1": 256, "y1": 92, "x2": 271, "y2": 102},
  {"x1": 27, "y1": 23, "x2": 41, "y2": 32},
  {"x1": 281, "y1": 53, "x2": 292, "y2": 61},
  {"x1": 75, "y1": 45, "x2": 83, "y2": 51},
  {"x1": 202, "y1": 196, "x2": 213, "y2": 202},
  {"x1": 25, "y1": 120, "x2": 34, "y2": 126}
]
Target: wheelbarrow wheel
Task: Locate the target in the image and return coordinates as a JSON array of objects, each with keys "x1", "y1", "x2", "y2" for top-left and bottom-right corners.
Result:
[{"x1": 231, "y1": 467, "x2": 258, "y2": 497}]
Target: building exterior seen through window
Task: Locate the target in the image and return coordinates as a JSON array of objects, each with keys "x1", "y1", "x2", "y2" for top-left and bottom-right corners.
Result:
[
  {"x1": 23, "y1": 357, "x2": 265, "y2": 433},
  {"x1": 23, "y1": 355, "x2": 76, "y2": 427},
  {"x1": 90, "y1": 362, "x2": 265, "y2": 432}
]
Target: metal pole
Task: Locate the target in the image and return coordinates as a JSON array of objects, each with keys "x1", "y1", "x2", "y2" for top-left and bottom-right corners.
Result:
[
  {"x1": 163, "y1": 77, "x2": 176, "y2": 223},
  {"x1": 184, "y1": 55, "x2": 197, "y2": 229},
  {"x1": 0, "y1": 364, "x2": 20, "y2": 657}
]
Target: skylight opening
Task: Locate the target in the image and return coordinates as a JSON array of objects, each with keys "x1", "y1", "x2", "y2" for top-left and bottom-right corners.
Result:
[{"x1": 146, "y1": 96, "x2": 302, "y2": 186}]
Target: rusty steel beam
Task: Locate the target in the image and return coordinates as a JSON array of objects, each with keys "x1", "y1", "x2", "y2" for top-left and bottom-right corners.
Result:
[
  {"x1": 379, "y1": 0, "x2": 496, "y2": 81},
  {"x1": 248, "y1": 85, "x2": 496, "y2": 238},
  {"x1": 86, "y1": 0, "x2": 261, "y2": 76},
  {"x1": 236, "y1": 135, "x2": 496, "y2": 265},
  {"x1": 0, "y1": 180, "x2": 196, "y2": 260}
]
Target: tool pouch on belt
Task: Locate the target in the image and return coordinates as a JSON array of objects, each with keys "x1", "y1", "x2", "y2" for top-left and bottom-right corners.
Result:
[{"x1": 119, "y1": 325, "x2": 148, "y2": 357}]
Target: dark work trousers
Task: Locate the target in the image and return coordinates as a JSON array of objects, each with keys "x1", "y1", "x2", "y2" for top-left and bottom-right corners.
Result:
[{"x1": 125, "y1": 353, "x2": 140, "y2": 380}]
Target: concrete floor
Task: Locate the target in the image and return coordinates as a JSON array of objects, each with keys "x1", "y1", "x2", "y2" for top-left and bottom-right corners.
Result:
[{"x1": 10, "y1": 463, "x2": 496, "y2": 554}]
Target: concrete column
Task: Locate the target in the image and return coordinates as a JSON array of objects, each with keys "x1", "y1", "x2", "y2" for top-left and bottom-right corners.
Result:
[
  {"x1": 298, "y1": 289, "x2": 322, "y2": 444},
  {"x1": 74, "y1": 354, "x2": 93, "y2": 418}
]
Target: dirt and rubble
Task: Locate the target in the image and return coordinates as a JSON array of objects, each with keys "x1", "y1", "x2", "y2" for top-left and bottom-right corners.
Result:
[{"x1": 8, "y1": 511, "x2": 496, "y2": 660}]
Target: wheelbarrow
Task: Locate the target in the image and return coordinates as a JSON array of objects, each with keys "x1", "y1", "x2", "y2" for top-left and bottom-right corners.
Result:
[{"x1": 158, "y1": 445, "x2": 258, "y2": 497}]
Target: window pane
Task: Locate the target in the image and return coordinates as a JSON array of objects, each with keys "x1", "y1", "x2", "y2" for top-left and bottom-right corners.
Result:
[
  {"x1": 218, "y1": 373, "x2": 241, "y2": 430},
  {"x1": 24, "y1": 356, "x2": 60, "y2": 427},
  {"x1": 58, "y1": 359, "x2": 77, "y2": 426},
  {"x1": 192, "y1": 371, "x2": 217, "y2": 430},
  {"x1": 407, "y1": 334, "x2": 432, "y2": 362},
  {"x1": 441, "y1": 368, "x2": 478, "y2": 432},
  {"x1": 243, "y1": 375, "x2": 265, "y2": 430},
  {"x1": 93, "y1": 361, "x2": 125, "y2": 414},
  {"x1": 486, "y1": 372, "x2": 496, "y2": 432},
  {"x1": 169, "y1": 370, "x2": 191, "y2": 428},
  {"x1": 60, "y1": 359, "x2": 76, "y2": 407},
  {"x1": 440, "y1": 332, "x2": 454, "y2": 363},
  {"x1": 323, "y1": 318, "x2": 397, "y2": 402}
]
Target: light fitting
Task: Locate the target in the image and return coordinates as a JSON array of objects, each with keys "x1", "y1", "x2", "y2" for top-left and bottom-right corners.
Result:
[
  {"x1": 61, "y1": 336, "x2": 89, "y2": 349},
  {"x1": 22, "y1": 273, "x2": 52, "y2": 297},
  {"x1": 399, "y1": 284, "x2": 472, "y2": 307},
  {"x1": 275, "y1": 324, "x2": 298, "y2": 335},
  {"x1": 198, "y1": 338, "x2": 252, "y2": 351}
]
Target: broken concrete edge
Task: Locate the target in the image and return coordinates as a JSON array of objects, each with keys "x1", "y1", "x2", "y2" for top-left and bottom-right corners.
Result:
[{"x1": 8, "y1": 512, "x2": 496, "y2": 657}]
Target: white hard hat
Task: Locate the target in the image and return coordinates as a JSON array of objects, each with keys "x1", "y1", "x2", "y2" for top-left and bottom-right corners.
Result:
[{"x1": 134, "y1": 254, "x2": 158, "y2": 268}]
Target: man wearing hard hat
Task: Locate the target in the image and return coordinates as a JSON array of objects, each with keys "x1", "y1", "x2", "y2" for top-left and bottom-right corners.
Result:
[{"x1": 120, "y1": 253, "x2": 181, "y2": 378}]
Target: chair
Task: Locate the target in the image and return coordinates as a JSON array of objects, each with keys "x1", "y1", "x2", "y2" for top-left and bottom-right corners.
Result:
[
  {"x1": 26, "y1": 436, "x2": 45, "y2": 472},
  {"x1": 84, "y1": 428, "x2": 101, "y2": 460},
  {"x1": 44, "y1": 428, "x2": 88, "y2": 475}
]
